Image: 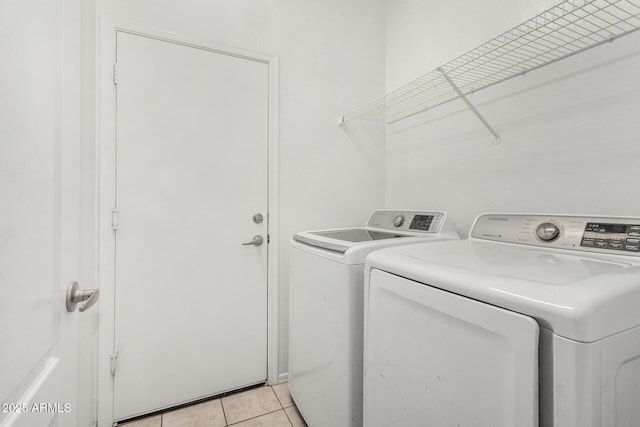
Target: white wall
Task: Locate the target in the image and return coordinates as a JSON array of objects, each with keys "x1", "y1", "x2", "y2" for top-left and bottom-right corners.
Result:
[
  {"x1": 94, "y1": 0, "x2": 386, "y2": 381},
  {"x1": 385, "y1": 0, "x2": 640, "y2": 236}
]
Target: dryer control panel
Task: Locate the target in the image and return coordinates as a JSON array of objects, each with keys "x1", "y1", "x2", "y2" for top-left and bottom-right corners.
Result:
[
  {"x1": 581, "y1": 222, "x2": 640, "y2": 252},
  {"x1": 471, "y1": 214, "x2": 640, "y2": 256}
]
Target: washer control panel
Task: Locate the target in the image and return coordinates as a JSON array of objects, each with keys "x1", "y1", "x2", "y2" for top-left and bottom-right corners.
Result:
[
  {"x1": 471, "y1": 214, "x2": 640, "y2": 256},
  {"x1": 367, "y1": 210, "x2": 446, "y2": 233}
]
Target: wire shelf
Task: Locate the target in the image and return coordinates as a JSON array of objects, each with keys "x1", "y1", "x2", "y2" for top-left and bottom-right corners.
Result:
[{"x1": 342, "y1": 0, "x2": 640, "y2": 125}]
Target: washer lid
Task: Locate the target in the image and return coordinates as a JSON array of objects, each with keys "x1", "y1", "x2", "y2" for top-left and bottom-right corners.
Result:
[
  {"x1": 366, "y1": 239, "x2": 640, "y2": 342},
  {"x1": 293, "y1": 228, "x2": 407, "y2": 253},
  {"x1": 291, "y1": 210, "x2": 458, "y2": 256}
]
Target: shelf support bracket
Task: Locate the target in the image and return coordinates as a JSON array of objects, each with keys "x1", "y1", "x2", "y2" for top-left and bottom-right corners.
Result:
[{"x1": 438, "y1": 68, "x2": 501, "y2": 144}]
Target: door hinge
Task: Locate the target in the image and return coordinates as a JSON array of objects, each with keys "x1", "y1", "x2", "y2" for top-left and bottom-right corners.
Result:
[
  {"x1": 267, "y1": 234, "x2": 270, "y2": 244},
  {"x1": 112, "y1": 209, "x2": 119, "y2": 231},
  {"x1": 113, "y1": 63, "x2": 118, "y2": 85},
  {"x1": 110, "y1": 351, "x2": 118, "y2": 376}
]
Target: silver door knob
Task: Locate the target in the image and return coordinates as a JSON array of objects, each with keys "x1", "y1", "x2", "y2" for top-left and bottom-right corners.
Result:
[
  {"x1": 242, "y1": 235, "x2": 264, "y2": 246},
  {"x1": 66, "y1": 281, "x2": 100, "y2": 313}
]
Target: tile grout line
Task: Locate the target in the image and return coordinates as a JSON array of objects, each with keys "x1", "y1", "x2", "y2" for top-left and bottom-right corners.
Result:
[
  {"x1": 271, "y1": 386, "x2": 298, "y2": 427},
  {"x1": 272, "y1": 385, "x2": 296, "y2": 409},
  {"x1": 226, "y1": 408, "x2": 290, "y2": 427},
  {"x1": 225, "y1": 386, "x2": 284, "y2": 426},
  {"x1": 270, "y1": 386, "x2": 284, "y2": 409},
  {"x1": 282, "y1": 407, "x2": 295, "y2": 427},
  {"x1": 128, "y1": 385, "x2": 289, "y2": 427},
  {"x1": 220, "y1": 397, "x2": 229, "y2": 427}
]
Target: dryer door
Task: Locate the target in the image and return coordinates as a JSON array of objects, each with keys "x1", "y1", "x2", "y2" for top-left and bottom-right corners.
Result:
[{"x1": 364, "y1": 269, "x2": 539, "y2": 427}]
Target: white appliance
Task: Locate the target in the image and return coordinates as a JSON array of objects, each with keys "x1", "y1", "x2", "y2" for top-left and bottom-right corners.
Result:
[
  {"x1": 364, "y1": 213, "x2": 640, "y2": 427},
  {"x1": 289, "y1": 210, "x2": 459, "y2": 427}
]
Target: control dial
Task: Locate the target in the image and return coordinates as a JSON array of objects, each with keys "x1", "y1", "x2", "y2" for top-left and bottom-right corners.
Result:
[
  {"x1": 536, "y1": 222, "x2": 560, "y2": 242},
  {"x1": 392, "y1": 215, "x2": 405, "y2": 227}
]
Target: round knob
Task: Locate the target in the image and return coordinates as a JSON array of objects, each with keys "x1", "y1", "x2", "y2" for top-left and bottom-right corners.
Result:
[
  {"x1": 393, "y1": 215, "x2": 405, "y2": 227},
  {"x1": 536, "y1": 222, "x2": 560, "y2": 242}
]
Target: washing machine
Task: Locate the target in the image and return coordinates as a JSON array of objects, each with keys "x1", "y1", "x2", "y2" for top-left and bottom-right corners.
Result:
[
  {"x1": 364, "y1": 213, "x2": 640, "y2": 427},
  {"x1": 288, "y1": 210, "x2": 459, "y2": 427}
]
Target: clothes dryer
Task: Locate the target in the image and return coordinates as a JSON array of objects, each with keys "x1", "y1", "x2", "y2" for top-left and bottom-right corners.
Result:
[
  {"x1": 364, "y1": 213, "x2": 640, "y2": 427},
  {"x1": 289, "y1": 210, "x2": 459, "y2": 427}
]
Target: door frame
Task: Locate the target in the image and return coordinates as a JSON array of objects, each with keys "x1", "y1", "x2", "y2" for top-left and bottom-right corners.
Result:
[{"x1": 96, "y1": 17, "x2": 280, "y2": 425}]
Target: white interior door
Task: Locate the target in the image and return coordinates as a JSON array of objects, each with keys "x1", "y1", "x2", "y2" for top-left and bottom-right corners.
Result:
[
  {"x1": 113, "y1": 31, "x2": 269, "y2": 420},
  {"x1": 0, "y1": 0, "x2": 83, "y2": 426}
]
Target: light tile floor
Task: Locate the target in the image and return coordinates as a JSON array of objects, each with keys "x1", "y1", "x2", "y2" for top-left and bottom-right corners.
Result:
[{"x1": 120, "y1": 384, "x2": 308, "y2": 427}]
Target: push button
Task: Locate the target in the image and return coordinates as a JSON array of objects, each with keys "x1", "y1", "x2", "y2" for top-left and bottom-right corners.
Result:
[{"x1": 581, "y1": 239, "x2": 595, "y2": 247}]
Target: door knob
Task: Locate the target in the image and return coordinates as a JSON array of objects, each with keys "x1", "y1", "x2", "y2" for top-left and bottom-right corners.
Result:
[
  {"x1": 242, "y1": 235, "x2": 264, "y2": 246},
  {"x1": 66, "y1": 281, "x2": 100, "y2": 313}
]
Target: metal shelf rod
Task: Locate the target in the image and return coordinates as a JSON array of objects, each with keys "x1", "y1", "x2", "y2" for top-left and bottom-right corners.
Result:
[{"x1": 438, "y1": 68, "x2": 501, "y2": 144}]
